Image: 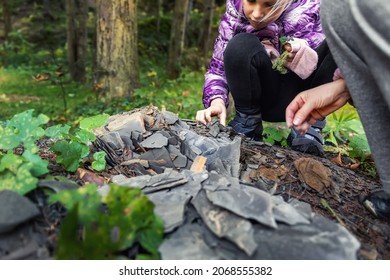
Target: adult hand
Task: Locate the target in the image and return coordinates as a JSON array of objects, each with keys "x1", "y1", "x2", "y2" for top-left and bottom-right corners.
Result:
[
  {"x1": 196, "y1": 98, "x2": 227, "y2": 126},
  {"x1": 285, "y1": 79, "x2": 351, "y2": 134}
]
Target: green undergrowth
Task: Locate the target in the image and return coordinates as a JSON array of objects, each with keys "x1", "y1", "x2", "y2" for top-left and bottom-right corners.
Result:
[
  {"x1": 0, "y1": 109, "x2": 164, "y2": 259},
  {"x1": 0, "y1": 67, "x2": 94, "y2": 122}
]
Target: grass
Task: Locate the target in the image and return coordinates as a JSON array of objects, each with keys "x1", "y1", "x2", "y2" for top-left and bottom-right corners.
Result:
[
  {"x1": 0, "y1": 67, "x2": 94, "y2": 122},
  {"x1": 0, "y1": 65, "x2": 205, "y2": 123}
]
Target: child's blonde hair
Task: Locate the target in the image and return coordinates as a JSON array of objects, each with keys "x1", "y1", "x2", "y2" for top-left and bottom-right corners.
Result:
[
  {"x1": 262, "y1": 0, "x2": 293, "y2": 22},
  {"x1": 240, "y1": 0, "x2": 294, "y2": 23}
]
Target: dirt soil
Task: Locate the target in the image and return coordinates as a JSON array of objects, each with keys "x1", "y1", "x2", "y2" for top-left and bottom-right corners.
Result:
[{"x1": 237, "y1": 137, "x2": 390, "y2": 260}]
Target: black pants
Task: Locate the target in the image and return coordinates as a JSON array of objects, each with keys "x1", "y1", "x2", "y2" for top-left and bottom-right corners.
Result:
[{"x1": 224, "y1": 33, "x2": 337, "y2": 122}]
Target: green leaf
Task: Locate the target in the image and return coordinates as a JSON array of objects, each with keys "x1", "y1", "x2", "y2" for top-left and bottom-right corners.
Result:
[
  {"x1": 75, "y1": 129, "x2": 96, "y2": 144},
  {"x1": 22, "y1": 150, "x2": 49, "y2": 177},
  {"x1": 0, "y1": 163, "x2": 38, "y2": 195},
  {"x1": 51, "y1": 140, "x2": 88, "y2": 172},
  {"x1": 0, "y1": 110, "x2": 49, "y2": 151},
  {"x1": 52, "y1": 184, "x2": 164, "y2": 259},
  {"x1": 45, "y1": 124, "x2": 71, "y2": 140},
  {"x1": 138, "y1": 216, "x2": 164, "y2": 256},
  {"x1": 348, "y1": 134, "x2": 371, "y2": 160},
  {"x1": 91, "y1": 151, "x2": 106, "y2": 171},
  {"x1": 79, "y1": 114, "x2": 109, "y2": 131},
  {"x1": 0, "y1": 153, "x2": 23, "y2": 173}
]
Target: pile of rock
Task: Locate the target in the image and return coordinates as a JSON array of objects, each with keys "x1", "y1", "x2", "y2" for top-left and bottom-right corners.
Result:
[{"x1": 92, "y1": 106, "x2": 360, "y2": 260}]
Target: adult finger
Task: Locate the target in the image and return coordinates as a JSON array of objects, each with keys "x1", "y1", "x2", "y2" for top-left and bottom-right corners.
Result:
[{"x1": 286, "y1": 95, "x2": 304, "y2": 128}]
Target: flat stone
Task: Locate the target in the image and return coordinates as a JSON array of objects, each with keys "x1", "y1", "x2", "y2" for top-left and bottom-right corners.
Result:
[
  {"x1": 206, "y1": 182, "x2": 277, "y2": 229},
  {"x1": 159, "y1": 223, "x2": 219, "y2": 260},
  {"x1": 38, "y1": 180, "x2": 80, "y2": 193},
  {"x1": 0, "y1": 191, "x2": 40, "y2": 234},
  {"x1": 139, "y1": 147, "x2": 175, "y2": 168},
  {"x1": 271, "y1": 196, "x2": 310, "y2": 225},
  {"x1": 111, "y1": 174, "x2": 151, "y2": 189},
  {"x1": 161, "y1": 110, "x2": 179, "y2": 125},
  {"x1": 100, "y1": 132, "x2": 125, "y2": 150},
  {"x1": 107, "y1": 112, "x2": 146, "y2": 133},
  {"x1": 147, "y1": 190, "x2": 191, "y2": 232},
  {"x1": 140, "y1": 132, "x2": 168, "y2": 149},
  {"x1": 168, "y1": 145, "x2": 187, "y2": 168},
  {"x1": 252, "y1": 214, "x2": 360, "y2": 259},
  {"x1": 192, "y1": 190, "x2": 257, "y2": 256}
]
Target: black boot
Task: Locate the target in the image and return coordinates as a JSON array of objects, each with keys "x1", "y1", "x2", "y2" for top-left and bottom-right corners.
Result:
[
  {"x1": 228, "y1": 111, "x2": 263, "y2": 141},
  {"x1": 287, "y1": 119, "x2": 326, "y2": 156},
  {"x1": 362, "y1": 190, "x2": 390, "y2": 221}
]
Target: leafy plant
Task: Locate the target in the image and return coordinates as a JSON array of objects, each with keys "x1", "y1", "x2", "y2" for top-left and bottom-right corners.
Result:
[
  {"x1": 272, "y1": 36, "x2": 293, "y2": 74},
  {"x1": 0, "y1": 110, "x2": 50, "y2": 195},
  {"x1": 49, "y1": 114, "x2": 109, "y2": 172},
  {"x1": 323, "y1": 104, "x2": 370, "y2": 160},
  {"x1": 262, "y1": 123, "x2": 290, "y2": 146},
  {"x1": 49, "y1": 184, "x2": 164, "y2": 260}
]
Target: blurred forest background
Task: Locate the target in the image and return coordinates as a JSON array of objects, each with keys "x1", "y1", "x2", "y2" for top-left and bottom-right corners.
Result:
[
  {"x1": 0, "y1": 0, "x2": 226, "y2": 122},
  {"x1": 0, "y1": 0, "x2": 374, "y2": 173}
]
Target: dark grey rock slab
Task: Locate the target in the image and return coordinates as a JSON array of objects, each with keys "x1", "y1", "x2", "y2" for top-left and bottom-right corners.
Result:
[
  {"x1": 168, "y1": 145, "x2": 187, "y2": 168},
  {"x1": 0, "y1": 190, "x2": 40, "y2": 234},
  {"x1": 159, "y1": 222, "x2": 220, "y2": 260},
  {"x1": 252, "y1": 214, "x2": 360, "y2": 259},
  {"x1": 192, "y1": 190, "x2": 257, "y2": 256},
  {"x1": 206, "y1": 184, "x2": 277, "y2": 229},
  {"x1": 139, "y1": 147, "x2": 175, "y2": 168},
  {"x1": 140, "y1": 132, "x2": 168, "y2": 149},
  {"x1": 147, "y1": 190, "x2": 191, "y2": 233},
  {"x1": 288, "y1": 198, "x2": 314, "y2": 221},
  {"x1": 161, "y1": 110, "x2": 179, "y2": 125},
  {"x1": 111, "y1": 174, "x2": 151, "y2": 189},
  {"x1": 271, "y1": 196, "x2": 310, "y2": 225},
  {"x1": 0, "y1": 223, "x2": 50, "y2": 260},
  {"x1": 38, "y1": 179, "x2": 80, "y2": 193},
  {"x1": 100, "y1": 131, "x2": 125, "y2": 151}
]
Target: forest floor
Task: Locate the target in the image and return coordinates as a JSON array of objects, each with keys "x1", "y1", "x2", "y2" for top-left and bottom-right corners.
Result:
[
  {"x1": 235, "y1": 137, "x2": 390, "y2": 260},
  {"x1": 32, "y1": 119, "x2": 390, "y2": 260}
]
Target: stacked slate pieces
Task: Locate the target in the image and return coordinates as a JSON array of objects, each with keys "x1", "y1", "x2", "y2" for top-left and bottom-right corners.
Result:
[
  {"x1": 93, "y1": 106, "x2": 361, "y2": 260},
  {"x1": 0, "y1": 190, "x2": 50, "y2": 260},
  {"x1": 92, "y1": 106, "x2": 241, "y2": 178}
]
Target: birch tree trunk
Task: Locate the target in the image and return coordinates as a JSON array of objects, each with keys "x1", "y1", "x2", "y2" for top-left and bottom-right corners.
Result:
[{"x1": 96, "y1": 0, "x2": 139, "y2": 98}]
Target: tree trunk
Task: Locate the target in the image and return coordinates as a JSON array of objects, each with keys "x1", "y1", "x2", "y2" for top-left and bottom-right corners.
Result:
[
  {"x1": 156, "y1": 0, "x2": 162, "y2": 34},
  {"x1": 65, "y1": 0, "x2": 88, "y2": 83},
  {"x1": 2, "y1": 0, "x2": 12, "y2": 40},
  {"x1": 199, "y1": 0, "x2": 215, "y2": 58},
  {"x1": 96, "y1": 0, "x2": 139, "y2": 99},
  {"x1": 43, "y1": 0, "x2": 54, "y2": 20},
  {"x1": 166, "y1": 0, "x2": 189, "y2": 79}
]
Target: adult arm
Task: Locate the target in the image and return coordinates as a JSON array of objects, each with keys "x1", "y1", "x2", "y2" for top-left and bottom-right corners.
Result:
[{"x1": 285, "y1": 79, "x2": 351, "y2": 134}]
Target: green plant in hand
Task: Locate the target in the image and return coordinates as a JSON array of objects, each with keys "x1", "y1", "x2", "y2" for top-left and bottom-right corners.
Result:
[
  {"x1": 49, "y1": 184, "x2": 164, "y2": 260},
  {"x1": 272, "y1": 36, "x2": 293, "y2": 74}
]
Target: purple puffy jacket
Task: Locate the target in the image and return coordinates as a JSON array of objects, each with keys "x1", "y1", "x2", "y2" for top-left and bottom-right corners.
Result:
[{"x1": 202, "y1": 0, "x2": 325, "y2": 108}]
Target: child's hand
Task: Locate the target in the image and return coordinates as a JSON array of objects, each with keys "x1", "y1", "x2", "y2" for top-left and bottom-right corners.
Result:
[
  {"x1": 283, "y1": 44, "x2": 295, "y2": 63},
  {"x1": 196, "y1": 98, "x2": 227, "y2": 126}
]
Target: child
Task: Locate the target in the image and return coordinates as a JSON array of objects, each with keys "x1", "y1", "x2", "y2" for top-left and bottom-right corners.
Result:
[{"x1": 196, "y1": 0, "x2": 336, "y2": 156}]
